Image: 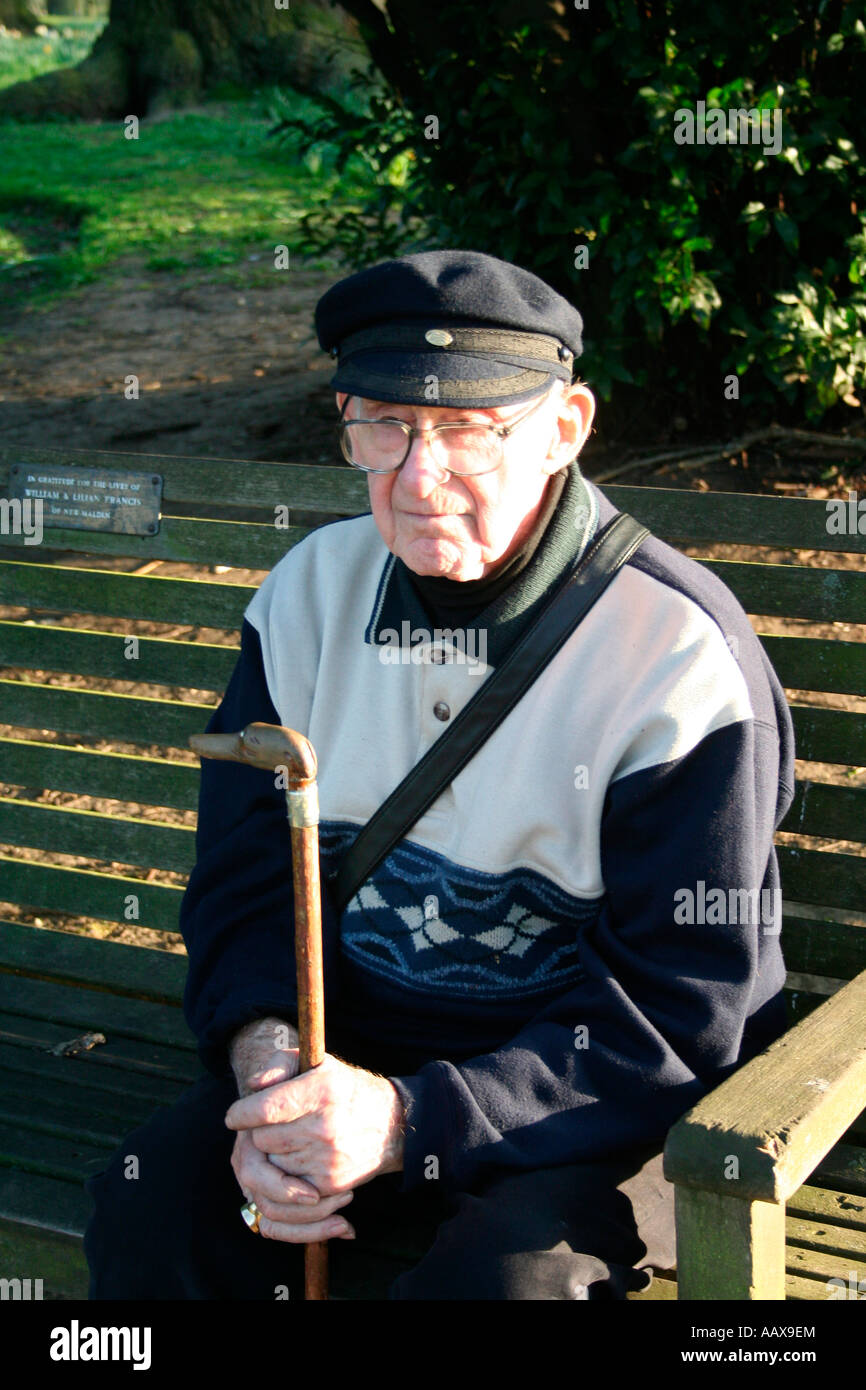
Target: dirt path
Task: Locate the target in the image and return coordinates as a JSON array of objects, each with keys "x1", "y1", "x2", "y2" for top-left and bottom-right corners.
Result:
[
  {"x1": 0, "y1": 253, "x2": 340, "y2": 464},
  {"x1": 1, "y1": 259, "x2": 863, "y2": 956}
]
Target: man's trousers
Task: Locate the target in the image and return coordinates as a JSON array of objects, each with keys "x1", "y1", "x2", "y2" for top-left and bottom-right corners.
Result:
[{"x1": 83, "y1": 1033, "x2": 678, "y2": 1301}]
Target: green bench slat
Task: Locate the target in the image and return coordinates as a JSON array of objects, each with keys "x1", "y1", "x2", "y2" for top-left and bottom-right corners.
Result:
[
  {"x1": 0, "y1": 560, "x2": 254, "y2": 628},
  {"x1": 4, "y1": 560, "x2": 863, "y2": 632},
  {"x1": 787, "y1": 1182, "x2": 866, "y2": 1228},
  {"x1": 4, "y1": 689, "x2": 861, "y2": 768},
  {"x1": 777, "y1": 847, "x2": 866, "y2": 913},
  {"x1": 0, "y1": 517, "x2": 312, "y2": 569},
  {"x1": 811, "y1": 1143, "x2": 866, "y2": 1197},
  {"x1": 604, "y1": 485, "x2": 866, "y2": 554},
  {"x1": 0, "y1": 798, "x2": 195, "y2": 875},
  {"x1": 0, "y1": 680, "x2": 213, "y2": 747},
  {"x1": 760, "y1": 634, "x2": 866, "y2": 698},
  {"x1": 1, "y1": 738, "x2": 202, "y2": 811},
  {"x1": 0, "y1": 621, "x2": 238, "y2": 692},
  {"x1": 703, "y1": 558, "x2": 866, "y2": 623},
  {"x1": 0, "y1": 856, "x2": 183, "y2": 932},
  {"x1": 0, "y1": 1008, "x2": 200, "y2": 1085},
  {"x1": 0, "y1": 1088, "x2": 138, "y2": 1151},
  {"x1": 7, "y1": 455, "x2": 866, "y2": 554},
  {"x1": 4, "y1": 622, "x2": 865, "y2": 702},
  {"x1": 781, "y1": 913, "x2": 866, "y2": 980},
  {"x1": 781, "y1": 782, "x2": 866, "y2": 842},
  {"x1": 0, "y1": 449, "x2": 369, "y2": 513},
  {"x1": 0, "y1": 1171, "x2": 94, "y2": 1242},
  {"x1": 0, "y1": 921, "x2": 188, "y2": 1003},
  {"x1": 786, "y1": 1213, "x2": 866, "y2": 1260},
  {"x1": 788, "y1": 704, "x2": 865, "y2": 766},
  {"x1": 0, "y1": 1118, "x2": 117, "y2": 1184},
  {"x1": 0, "y1": 975, "x2": 197, "y2": 1051},
  {"x1": 785, "y1": 1241, "x2": 866, "y2": 1284},
  {"x1": 0, "y1": 1039, "x2": 190, "y2": 1110},
  {"x1": 0, "y1": 1214, "x2": 90, "y2": 1294}
]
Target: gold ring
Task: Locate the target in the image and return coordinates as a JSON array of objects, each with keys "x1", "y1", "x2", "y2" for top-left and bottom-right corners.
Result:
[{"x1": 240, "y1": 1199, "x2": 263, "y2": 1234}]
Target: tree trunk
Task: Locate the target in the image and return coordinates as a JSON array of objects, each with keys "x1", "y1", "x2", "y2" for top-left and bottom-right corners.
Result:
[
  {"x1": 0, "y1": 0, "x2": 45, "y2": 32},
  {"x1": 0, "y1": 0, "x2": 368, "y2": 121}
]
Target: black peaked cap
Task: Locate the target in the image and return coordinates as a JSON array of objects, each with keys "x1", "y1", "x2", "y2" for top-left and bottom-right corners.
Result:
[{"x1": 314, "y1": 249, "x2": 584, "y2": 408}]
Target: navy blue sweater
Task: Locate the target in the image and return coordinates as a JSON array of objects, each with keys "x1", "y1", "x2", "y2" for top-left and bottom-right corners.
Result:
[{"x1": 180, "y1": 470, "x2": 795, "y2": 1194}]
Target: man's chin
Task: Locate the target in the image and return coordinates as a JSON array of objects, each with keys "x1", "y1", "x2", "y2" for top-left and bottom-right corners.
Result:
[{"x1": 399, "y1": 538, "x2": 484, "y2": 581}]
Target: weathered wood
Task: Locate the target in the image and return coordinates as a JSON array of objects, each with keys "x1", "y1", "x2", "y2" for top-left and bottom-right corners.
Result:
[
  {"x1": 0, "y1": 1214, "x2": 90, "y2": 1295},
  {"x1": 785, "y1": 1213, "x2": 866, "y2": 1260},
  {"x1": 759, "y1": 635, "x2": 866, "y2": 698},
  {"x1": 703, "y1": 558, "x2": 866, "y2": 624},
  {"x1": 0, "y1": 1039, "x2": 189, "y2": 1109},
  {"x1": 0, "y1": 1118, "x2": 114, "y2": 1184},
  {"x1": 1, "y1": 738, "x2": 202, "y2": 811},
  {"x1": 787, "y1": 705, "x2": 866, "y2": 767},
  {"x1": 604, "y1": 484, "x2": 866, "y2": 555},
  {"x1": 787, "y1": 1181, "x2": 866, "y2": 1227},
  {"x1": 0, "y1": 921, "x2": 188, "y2": 1003},
  {"x1": 0, "y1": 517, "x2": 313, "y2": 569},
  {"x1": 674, "y1": 1186, "x2": 786, "y2": 1299},
  {"x1": 1, "y1": 680, "x2": 214, "y2": 747},
  {"x1": 782, "y1": 782, "x2": 866, "y2": 843},
  {"x1": 0, "y1": 449, "x2": 369, "y2": 514},
  {"x1": 0, "y1": 856, "x2": 184, "y2": 932},
  {"x1": 0, "y1": 621, "x2": 237, "y2": 693},
  {"x1": 777, "y1": 847, "x2": 866, "y2": 912},
  {"x1": 0, "y1": 798, "x2": 196, "y2": 874},
  {"x1": 0, "y1": 974, "x2": 197, "y2": 1050},
  {"x1": 811, "y1": 1142, "x2": 866, "y2": 1197},
  {"x1": 0, "y1": 1008, "x2": 200, "y2": 1084},
  {"x1": 7, "y1": 451, "x2": 865, "y2": 553},
  {"x1": 781, "y1": 913, "x2": 866, "y2": 980},
  {"x1": 665, "y1": 971, "x2": 866, "y2": 1204},
  {"x1": 0, "y1": 560, "x2": 254, "y2": 629}
]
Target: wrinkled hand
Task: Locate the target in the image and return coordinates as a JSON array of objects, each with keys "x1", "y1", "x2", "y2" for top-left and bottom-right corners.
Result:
[
  {"x1": 230, "y1": 1049, "x2": 359, "y2": 1244},
  {"x1": 226, "y1": 1050, "x2": 405, "y2": 1217}
]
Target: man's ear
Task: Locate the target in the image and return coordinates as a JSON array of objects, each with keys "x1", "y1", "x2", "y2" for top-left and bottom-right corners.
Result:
[{"x1": 544, "y1": 381, "x2": 595, "y2": 473}]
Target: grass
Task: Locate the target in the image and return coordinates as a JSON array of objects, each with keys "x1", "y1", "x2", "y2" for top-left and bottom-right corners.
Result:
[
  {"x1": 0, "y1": 14, "x2": 106, "y2": 92},
  {"x1": 0, "y1": 23, "x2": 381, "y2": 311}
]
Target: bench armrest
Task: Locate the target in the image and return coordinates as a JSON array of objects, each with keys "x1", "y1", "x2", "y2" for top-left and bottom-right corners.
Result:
[{"x1": 665, "y1": 969, "x2": 866, "y2": 1204}]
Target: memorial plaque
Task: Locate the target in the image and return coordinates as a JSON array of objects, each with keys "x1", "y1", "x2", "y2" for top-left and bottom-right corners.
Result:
[{"x1": 8, "y1": 464, "x2": 163, "y2": 536}]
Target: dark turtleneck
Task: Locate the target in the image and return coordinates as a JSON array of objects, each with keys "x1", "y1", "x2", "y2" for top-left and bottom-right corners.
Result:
[{"x1": 405, "y1": 469, "x2": 568, "y2": 628}]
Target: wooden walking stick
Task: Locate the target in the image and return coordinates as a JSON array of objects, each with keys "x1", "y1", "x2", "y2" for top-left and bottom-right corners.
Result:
[{"x1": 189, "y1": 720, "x2": 328, "y2": 1301}]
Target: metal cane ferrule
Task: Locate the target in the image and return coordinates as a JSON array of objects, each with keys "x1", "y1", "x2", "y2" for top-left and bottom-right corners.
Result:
[{"x1": 285, "y1": 783, "x2": 319, "y2": 828}]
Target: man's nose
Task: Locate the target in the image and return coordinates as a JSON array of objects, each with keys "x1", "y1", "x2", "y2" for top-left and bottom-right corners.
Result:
[{"x1": 397, "y1": 430, "x2": 450, "y2": 489}]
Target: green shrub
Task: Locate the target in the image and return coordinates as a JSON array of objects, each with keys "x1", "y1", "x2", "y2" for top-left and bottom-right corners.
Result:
[{"x1": 269, "y1": 2, "x2": 865, "y2": 426}]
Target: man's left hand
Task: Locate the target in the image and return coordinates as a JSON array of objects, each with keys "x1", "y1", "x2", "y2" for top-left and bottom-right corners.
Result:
[{"x1": 224, "y1": 1051, "x2": 405, "y2": 1198}]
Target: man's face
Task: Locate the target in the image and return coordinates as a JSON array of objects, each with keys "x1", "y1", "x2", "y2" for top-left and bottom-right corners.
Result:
[{"x1": 335, "y1": 383, "x2": 595, "y2": 581}]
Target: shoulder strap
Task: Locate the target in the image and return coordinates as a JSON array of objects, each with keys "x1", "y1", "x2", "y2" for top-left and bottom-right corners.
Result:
[{"x1": 331, "y1": 510, "x2": 649, "y2": 915}]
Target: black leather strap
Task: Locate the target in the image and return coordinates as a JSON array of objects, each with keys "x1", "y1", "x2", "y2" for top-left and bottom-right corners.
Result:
[{"x1": 331, "y1": 511, "x2": 650, "y2": 915}]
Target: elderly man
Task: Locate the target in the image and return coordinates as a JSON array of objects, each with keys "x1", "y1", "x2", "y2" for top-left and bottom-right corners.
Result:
[{"x1": 84, "y1": 250, "x2": 794, "y2": 1301}]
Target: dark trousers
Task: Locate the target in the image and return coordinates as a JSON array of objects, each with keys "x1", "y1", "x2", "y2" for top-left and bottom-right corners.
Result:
[{"x1": 84, "y1": 1036, "x2": 677, "y2": 1301}]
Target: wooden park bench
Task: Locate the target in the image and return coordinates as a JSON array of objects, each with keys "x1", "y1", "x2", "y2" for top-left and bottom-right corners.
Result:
[{"x1": 0, "y1": 444, "x2": 864, "y2": 1300}]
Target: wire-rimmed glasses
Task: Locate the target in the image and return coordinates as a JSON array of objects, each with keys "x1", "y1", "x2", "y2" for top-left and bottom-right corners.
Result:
[{"x1": 337, "y1": 389, "x2": 556, "y2": 476}]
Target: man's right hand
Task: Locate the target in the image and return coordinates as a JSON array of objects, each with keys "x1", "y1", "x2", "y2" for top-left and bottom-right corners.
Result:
[{"x1": 228, "y1": 1017, "x2": 356, "y2": 1243}]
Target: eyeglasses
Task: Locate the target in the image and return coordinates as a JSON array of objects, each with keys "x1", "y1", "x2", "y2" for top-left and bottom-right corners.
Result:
[{"x1": 337, "y1": 390, "x2": 556, "y2": 476}]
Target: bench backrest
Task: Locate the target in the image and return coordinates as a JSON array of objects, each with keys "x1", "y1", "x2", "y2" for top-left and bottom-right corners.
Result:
[{"x1": 1, "y1": 447, "x2": 864, "y2": 1024}]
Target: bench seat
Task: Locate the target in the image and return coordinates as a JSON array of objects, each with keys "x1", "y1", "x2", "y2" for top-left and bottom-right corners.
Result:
[{"x1": 1, "y1": 445, "x2": 864, "y2": 1299}]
